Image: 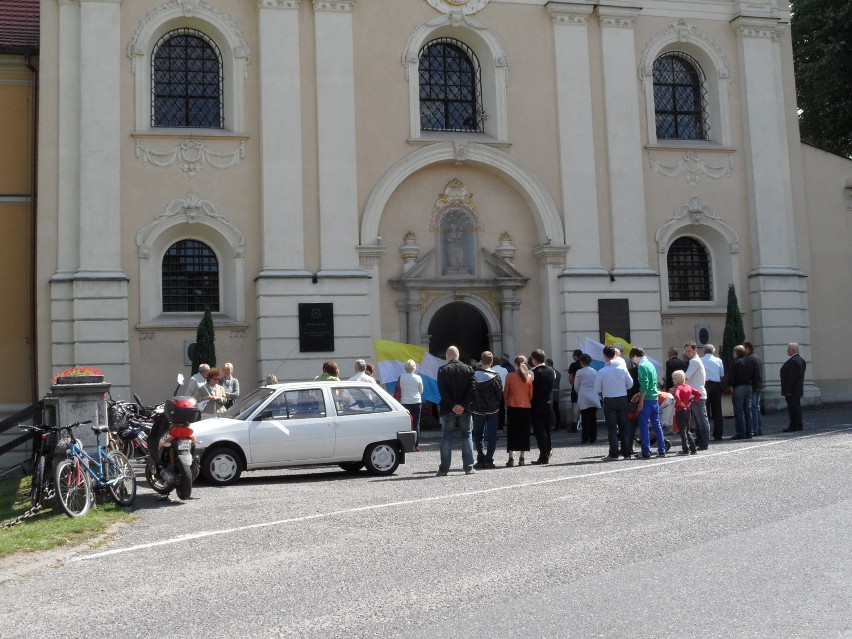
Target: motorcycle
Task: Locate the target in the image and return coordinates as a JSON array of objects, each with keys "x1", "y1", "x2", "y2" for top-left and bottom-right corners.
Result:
[{"x1": 144, "y1": 393, "x2": 200, "y2": 500}]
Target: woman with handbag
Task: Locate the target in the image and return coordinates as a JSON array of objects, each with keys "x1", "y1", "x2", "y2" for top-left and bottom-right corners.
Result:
[{"x1": 397, "y1": 359, "x2": 424, "y2": 452}]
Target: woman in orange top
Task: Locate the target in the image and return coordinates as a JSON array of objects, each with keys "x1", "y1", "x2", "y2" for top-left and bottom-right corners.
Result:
[{"x1": 504, "y1": 354, "x2": 533, "y2": 466}]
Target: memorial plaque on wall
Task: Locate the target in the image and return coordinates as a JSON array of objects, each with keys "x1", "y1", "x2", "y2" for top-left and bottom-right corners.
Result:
[
  {"x1": 598, "y1": 298, "x2": 630, "y2": 345},
  {"x1": 299, "y1": 303, "x2": 335, "y2": 352}
]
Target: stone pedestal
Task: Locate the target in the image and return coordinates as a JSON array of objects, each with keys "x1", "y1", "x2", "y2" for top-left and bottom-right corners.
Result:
[{"x1": 44, "y1": 378, "x2": 110, "y2": 450}]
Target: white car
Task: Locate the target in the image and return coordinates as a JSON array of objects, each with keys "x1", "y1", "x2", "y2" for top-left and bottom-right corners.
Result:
[{"x1": 192, "y1": 381, "x2": 416, "y2": 486}]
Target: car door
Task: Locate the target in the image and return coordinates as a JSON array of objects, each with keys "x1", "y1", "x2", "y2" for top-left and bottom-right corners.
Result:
[
  {"x1": 248, "y1": 388, "x2": 335, "y2": 463},
  {"x1": 330, "y1": 385, "x2": 400, "y2": 457}
]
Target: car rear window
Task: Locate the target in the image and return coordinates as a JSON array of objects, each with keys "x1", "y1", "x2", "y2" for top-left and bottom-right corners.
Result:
[{"x1": 333, "y1": 387, "x2": 392, "y2": 416}]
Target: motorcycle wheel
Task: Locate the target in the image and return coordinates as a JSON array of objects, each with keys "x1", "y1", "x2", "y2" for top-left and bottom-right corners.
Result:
[
  {"x1": 144, "y1": 462, "x2": 173, "y2": 496},
  {"x1": 175, "y1": 462, "x2": 193, "y2": 500}
]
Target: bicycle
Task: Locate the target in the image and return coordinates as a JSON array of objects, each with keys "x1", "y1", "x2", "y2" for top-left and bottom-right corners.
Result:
[
  {"x1": 53, "y1": 420, "x2": 138, "y2": 518},
  {"x1": 19, "y1": 424, "x2": 60, "y2": 508}
]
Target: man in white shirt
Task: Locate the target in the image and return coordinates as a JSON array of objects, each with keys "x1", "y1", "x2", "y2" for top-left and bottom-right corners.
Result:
[
  {"x1": 684, "y1": 341, "x2": 711, "y2": 449},
  {"x1": 349, "y1": 359, "x2": 377, "y2": 383},
  {"x1": 701, "y1": 344, "x2": 725, "y2": 440},
  {"x1": 181, "y1": 363, "x2": 209, "y2": 397},
  {"x1": 594, "y1": 345, "x2": 634, "y2": 460}
]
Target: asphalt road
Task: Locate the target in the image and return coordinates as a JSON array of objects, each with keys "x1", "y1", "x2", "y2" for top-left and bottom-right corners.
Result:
[{"x1": 1, "y1": 407, "x2": 851, "y2": 639}]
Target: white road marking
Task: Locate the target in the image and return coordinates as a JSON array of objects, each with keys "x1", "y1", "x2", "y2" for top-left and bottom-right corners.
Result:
[{"x1": 74, "y1": 427, "x2": 852, "y2": 562}]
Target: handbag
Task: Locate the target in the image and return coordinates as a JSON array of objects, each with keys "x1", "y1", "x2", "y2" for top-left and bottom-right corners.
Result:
[{"x1": 393, "y1": 376, "x2": 402, "y2": 401}]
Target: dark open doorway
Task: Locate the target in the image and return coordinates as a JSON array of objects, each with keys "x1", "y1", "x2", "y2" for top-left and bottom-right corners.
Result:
[{"x1": 427, "y1": 302, "x2": 489, "y2": 364}]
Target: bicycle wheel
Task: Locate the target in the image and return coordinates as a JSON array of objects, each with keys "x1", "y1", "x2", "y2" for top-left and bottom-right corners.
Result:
[
  {"x1": 105, "y1": 451, "x2": 137, "y2": 506},
  {"x1": 30, "y1": 455, "x2": 45, "y2": 507},
  {"x1": 54, "y1": 457, "x2": 92, "y2": 517}
]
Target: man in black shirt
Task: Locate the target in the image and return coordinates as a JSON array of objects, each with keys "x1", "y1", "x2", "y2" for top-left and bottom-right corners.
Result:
[
  {"x1": 529, "y1": 349, "x2": 556, "y2": 464},
  {"x1": 436, "y1": 345, "x2": 476, "y2": 475}
]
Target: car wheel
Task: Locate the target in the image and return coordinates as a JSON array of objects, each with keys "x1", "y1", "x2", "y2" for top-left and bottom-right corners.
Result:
[
  {"x1": 364, "y1": 442, "x2": 399, "y2": 476},
  {"x1": 338, "y1": 462, "x2": 364, "y2": 474},
  {"x1": 201, "y1": 445, "x2": 243, "y2": 486}
]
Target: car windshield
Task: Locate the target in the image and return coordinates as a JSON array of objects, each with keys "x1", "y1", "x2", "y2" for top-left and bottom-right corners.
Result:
[{"x1": 220, "y1": 387, "x2": 276, "y2": 421}]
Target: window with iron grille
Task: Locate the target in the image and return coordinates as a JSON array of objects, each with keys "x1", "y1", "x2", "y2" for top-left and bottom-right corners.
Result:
[
  {"x1": 653, "y1": 52, "x2": 708, "y2": 141},
  {"x1": 152, "y1": 28, "x2": 223, "y2": 128},
  {"x1": 162, "y1": 240, "x2": 220, "y2": 312},
  {"x1": 667, "y1": 237, "x2": 712, "y2": 301},
  {"x1": 419, "y1": 38, "x2": 484, "y2": 133}
]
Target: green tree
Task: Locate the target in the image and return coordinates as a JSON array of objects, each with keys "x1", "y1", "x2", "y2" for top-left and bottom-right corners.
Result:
[
  {"x1": 792, "y1": 0, "x2": 852, "y2": 158},
  {"x1": 720, "y1": 284, "x2": 745, "y2": 382},
  {"x1": 191, "y1": 309, "x2": 216, "y2": 374}
]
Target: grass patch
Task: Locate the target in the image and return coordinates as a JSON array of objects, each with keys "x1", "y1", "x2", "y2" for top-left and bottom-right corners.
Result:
[{"x1": 0, "y1": 474, "x2": 137, "y2": 559}]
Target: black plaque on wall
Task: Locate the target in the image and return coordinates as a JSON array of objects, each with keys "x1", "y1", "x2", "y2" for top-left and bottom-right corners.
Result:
[
  {"x1": 299, "y1": 303, "x2": 335, "y2": 352},
  {"x1": 598, "y1": 298, "x2": 630, "y2": 345}
]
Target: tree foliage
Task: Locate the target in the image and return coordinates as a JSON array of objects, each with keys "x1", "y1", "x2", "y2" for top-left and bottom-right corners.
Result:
[
  {"x1": 791, "y1": 0, "x2": 852, "y2": 158},
  {"x1": 720, "y1": 284, "x2": 745, "y2": 382},
  {"x1": 191, "y1": 309, "x2": 216, "y2": 375}
]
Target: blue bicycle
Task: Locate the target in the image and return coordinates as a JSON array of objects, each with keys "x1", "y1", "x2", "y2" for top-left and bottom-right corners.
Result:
[{"x1": 53, "y1": 420, "x2": 137, "y2": 518}]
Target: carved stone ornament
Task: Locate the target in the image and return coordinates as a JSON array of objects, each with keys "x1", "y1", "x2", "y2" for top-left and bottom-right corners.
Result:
[
  {"x1": 313, "y1": 0, "x2": 354, "y2": 11},
  {"x1": 127, "y1": 0, "x2": 251, "y2": 74},
  {"x1": 400, "y1": 231, "x2": 421, "y2": 268},
  {"x1": 648, "y1": 151, "x2": 734, "y2": 188},
  {"x1": 495, "y1": 232, "x2": 516, "y2": 264},
  {"x1": 426, "y1": 0, "x2": 490, "y2": 16},
  {"x1": 429, "y1": 179, "x2": 481, "y2": 232},
  {"x1": 258, "y1": 0, "x2": 300, "y2": 8},
  {"x1": 135, "y1": 139, "x2": 246, "y2": 177},
  {"x1": 136, "y1": 191, "x2": 246, "y2": 258},
  {"x1": 655, "y1": 197, "x2": 740, "y2": 255}
]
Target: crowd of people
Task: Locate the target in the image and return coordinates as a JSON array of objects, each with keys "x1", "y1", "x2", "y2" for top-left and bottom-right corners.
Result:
[
  {"x1": 182, "y1": 339, "x2": 808, "y2": 476},
  {"x1": 433, "y1": 339, "x2": 808, "y2": 475}
]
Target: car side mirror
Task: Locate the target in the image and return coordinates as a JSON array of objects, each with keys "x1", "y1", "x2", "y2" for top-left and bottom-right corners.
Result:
[{"x1": 259, "y1": 409, "x2": 273, "y2": 420}]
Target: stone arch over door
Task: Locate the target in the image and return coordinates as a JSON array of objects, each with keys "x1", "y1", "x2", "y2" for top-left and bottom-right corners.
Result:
[
  {"x1": 360, "y1": 142, "x2": 564, "y2": 247},
  {"x1": 421, "y1": 293, "x2": 502, "y2": 359}
]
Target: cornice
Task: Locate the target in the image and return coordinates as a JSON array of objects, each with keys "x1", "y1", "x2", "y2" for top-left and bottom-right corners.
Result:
[
  {"x1": 313, "y1": 0, "x2": 354, "y2": 12},
  {"x1": 258, "y1": 0, "x2": 300, "y2": 8},
  {"x1": 731, "y1": 15, "x2": 787, "y2": 41},
  {"x1": 596, "y1": 4, "x2": 640, "y2": 29},
  {"x1": 547, "y1": 3, "x2": 594, "y2": 26}
]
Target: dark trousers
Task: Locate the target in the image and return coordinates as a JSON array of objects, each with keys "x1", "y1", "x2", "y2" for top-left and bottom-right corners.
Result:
[
  {"x1": 580, "y1": 407, "x2": 598, "y2": 443},
  {"x1": 676, "y1": 410, "x2": 696, "y2": 453},
  {"x1": 602, "y1": 396, "x2": 629, "y2": 458},
  {"x1": 705, "y1": 380, "x2": 724, "y2": 439},
  {"x1": 552, "y1": 392, "x2": 561, "y2": 430},
  {"x1": 786, "y1": 395, "x2": 803, "y2": 429},
  {"x1": 531, "y1": 404, "x2": 553, "y2": 461}
]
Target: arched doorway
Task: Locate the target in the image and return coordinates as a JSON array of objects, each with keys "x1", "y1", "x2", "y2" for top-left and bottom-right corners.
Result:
[{"x1": 428, "y1": 302, "x2": 489, "y2": 363}]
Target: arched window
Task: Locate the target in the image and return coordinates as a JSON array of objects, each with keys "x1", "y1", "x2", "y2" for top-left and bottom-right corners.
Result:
[
  {"x1": 667, "y1": 237, "x2": 711, "y2": 301},
  {"x1": 152, "y1": 28, "x2": 223, "y2": 128},
  {"x1": 653, "y1": 52, "x2": 707, "y2": 141},
  {"x1": 419, "y1": 38, "x2": 483, "y2": 133},
  {"x1": 162, "y1": 240, "x2": 220, "y2": 312}
]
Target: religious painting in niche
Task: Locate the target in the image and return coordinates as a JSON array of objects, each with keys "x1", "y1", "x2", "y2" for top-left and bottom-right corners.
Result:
[{"x1": 441, "y1": 209, "x2": 476, "y2": 275}]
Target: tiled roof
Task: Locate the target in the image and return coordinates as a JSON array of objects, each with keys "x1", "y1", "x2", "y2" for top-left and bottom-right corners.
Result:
[{"x1": 0, "y1": 0, "x2": 39, "y2": 53}]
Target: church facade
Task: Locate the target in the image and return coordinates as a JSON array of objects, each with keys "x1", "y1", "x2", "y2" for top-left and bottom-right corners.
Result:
[{"x1": 30, "y1": 0, "x2": 852, "y2": 408}]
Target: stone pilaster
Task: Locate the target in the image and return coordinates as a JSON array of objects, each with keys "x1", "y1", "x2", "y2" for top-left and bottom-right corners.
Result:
[
  {"x1": 258, "y1": 0, "x2": 307, "y2": 274},
  {"x1": 732, "y1": 14, "x2": 819, "y2": 406},
  {"x1": 314, "y1": 0, "x2": 360, "y2": 274},
  {"x1": 598, "y1": 4, "x2": 651, "y2": 274},
  {"x1": 547, "y1": 2, "x2": 606, "y2": 274}
]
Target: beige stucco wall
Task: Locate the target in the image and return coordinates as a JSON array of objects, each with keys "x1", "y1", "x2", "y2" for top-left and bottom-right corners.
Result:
[
  {"x1": 33, "y1": 0, "x2": 850, "y2": 404},
  {"x1": 800, "y1": 144, "x2": 852, "y2": 403}
]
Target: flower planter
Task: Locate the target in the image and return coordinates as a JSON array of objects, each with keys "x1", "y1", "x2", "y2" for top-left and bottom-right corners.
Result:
[{"x1": 55, "y1": 375, "x2": 105, "y2": 385}]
